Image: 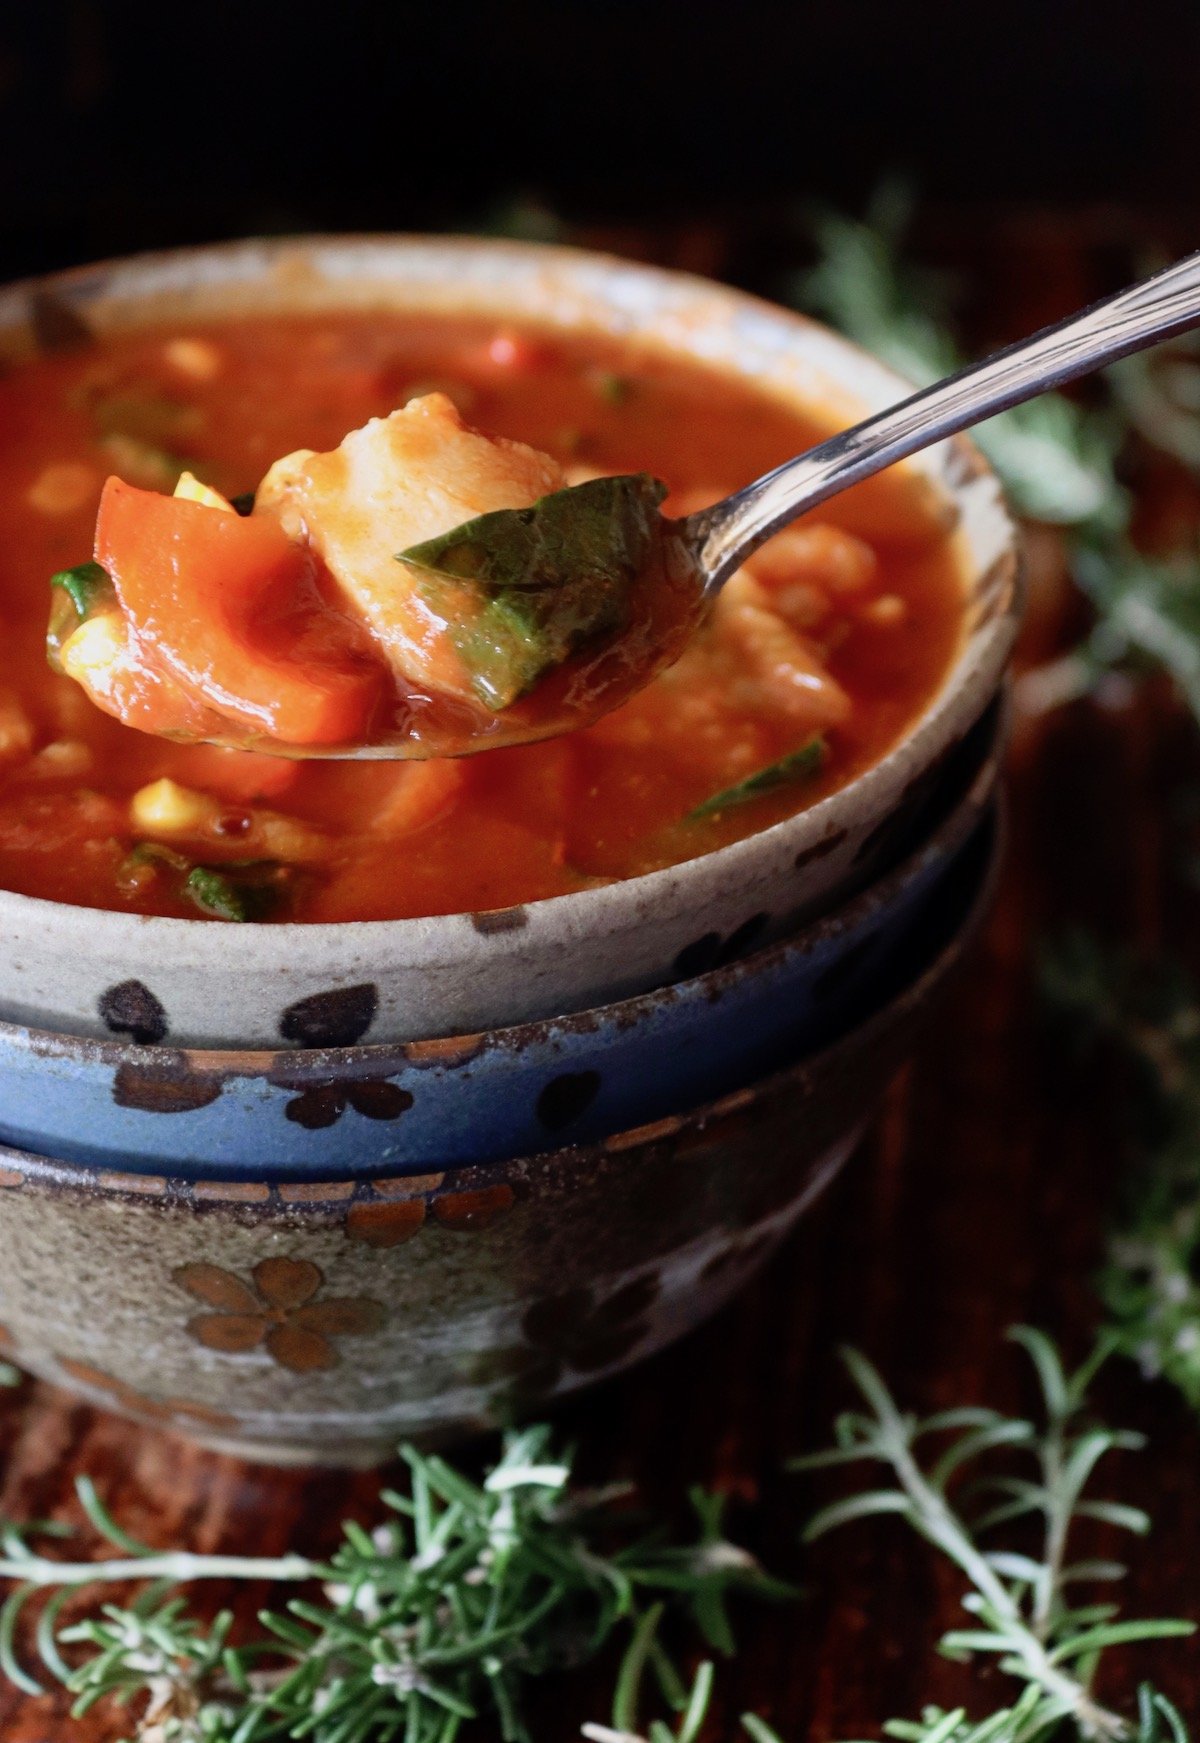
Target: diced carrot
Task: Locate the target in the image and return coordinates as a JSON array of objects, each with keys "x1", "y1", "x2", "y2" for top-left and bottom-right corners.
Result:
[
  {"x1": 371, "y1": 760, "x2": 466, "y2": 834},
  {"x1": 172, "y1": 744, "x2": 302, "y2": 803},
  {"x1": 59, "y1": 611, "x2": 212, "y2": 738},
  {"x1": 95, "y1": 478, "x2": 382, "y2": 746}
]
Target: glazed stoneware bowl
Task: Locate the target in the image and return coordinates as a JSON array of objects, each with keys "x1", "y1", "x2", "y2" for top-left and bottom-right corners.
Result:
[
  {"x1": 0, "y1": 744, "x2": 999, "y2": 1179},
  {"x1": 0, "y1": 237, "x2": 1021, "y2": 1049},
  {"x1": 0, "y1": 812, "x2": 997, "y2": 1465}
]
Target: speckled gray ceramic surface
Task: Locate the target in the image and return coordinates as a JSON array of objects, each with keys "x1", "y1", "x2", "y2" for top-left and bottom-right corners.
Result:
[
  {"x1": 0, "y1": 765, "x2": 998, "y2": 1180},
  {"x1": 0, "y1": 238, "x2": 1020, "y2": 1048},
  {"x1": 0, "y1": 822, "x2": 995, "y2": 1465}
]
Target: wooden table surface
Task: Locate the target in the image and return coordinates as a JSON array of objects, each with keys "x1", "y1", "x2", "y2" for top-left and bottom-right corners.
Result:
[{"x1": 1, "y1": 217, "x2": 1198, "y2": 1739}]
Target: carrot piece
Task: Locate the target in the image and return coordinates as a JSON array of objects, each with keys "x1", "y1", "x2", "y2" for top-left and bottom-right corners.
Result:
[{"x1": 95, "y1": 478, "x2": 382, "y2": 746}]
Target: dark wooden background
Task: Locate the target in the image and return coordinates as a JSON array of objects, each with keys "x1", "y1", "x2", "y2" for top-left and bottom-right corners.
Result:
[{"x1": 1, "y1": 217, "x2": 1199, "y2": 1738}]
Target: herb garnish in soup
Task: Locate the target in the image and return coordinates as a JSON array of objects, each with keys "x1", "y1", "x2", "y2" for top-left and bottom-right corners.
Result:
[{"x1": 0, "y1": 313, "x2": 964, "y2": 920}]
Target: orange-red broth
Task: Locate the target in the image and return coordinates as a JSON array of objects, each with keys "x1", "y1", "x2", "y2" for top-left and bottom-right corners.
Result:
[{"x1": 0, "y1": 314, "x2": 965, "y2": 920}]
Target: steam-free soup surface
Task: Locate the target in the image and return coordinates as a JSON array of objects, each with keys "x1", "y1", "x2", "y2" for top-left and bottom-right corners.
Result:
[{"x1": 0, "y1": 312, "x2": 965, "y2": 921}]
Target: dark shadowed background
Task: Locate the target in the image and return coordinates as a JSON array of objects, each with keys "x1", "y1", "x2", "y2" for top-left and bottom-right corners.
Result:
[{"x1": 2, "y1": 0, "x2": 1198, "y2": 283}]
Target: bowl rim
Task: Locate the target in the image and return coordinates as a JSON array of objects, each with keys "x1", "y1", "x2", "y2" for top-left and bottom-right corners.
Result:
[
  {"x1": 0, "y1": 233, "x2": 1022, "y2": 954},
  {"x1": 0, "y1": 727, "x2": 1000, "y2": 1075},
  {"x1": 0, "y1": 800, "x2": 1000, "y2": 1207}
]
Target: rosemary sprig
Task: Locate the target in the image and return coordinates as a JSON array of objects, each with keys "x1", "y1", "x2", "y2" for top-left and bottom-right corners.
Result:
[
  {"x1": 0, "y1": 1424, "x2": 785, "y2": 1743},
  {"x1": 1042, "y1": 935, "x2": 1200, "y2": 1411},
  {"x1": 791, "y1": 188, "x2": 1200, "y2": 726},
  {"x1": 792, "y1": 182, "x2": 1125, "y2": 531},
  {"x1": 791, "y1": 1327, "x2": 1194, "y2": 1741}
]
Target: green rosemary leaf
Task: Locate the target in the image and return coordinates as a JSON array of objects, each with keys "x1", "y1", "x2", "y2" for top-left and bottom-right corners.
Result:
[
  {"x1": 612, "y1": 1603, "x2": 666, "y2": 1731},
  {"x1": 676, "y1": 1661, "x2": 715, "y2": 1743},
  {"x1": 741, "y1": 1715, "x2": 788, "y2": 1743},
  {"x1": 0, "y1": 1585, "x2": 42, "y2": 1697},
  {"x1": 801, "y1": 1492, "x2": 912, "y2": 1543},
  {"x1": 797, "y1": 1330, "x2": 1194, "y2": 1741},
  {"x1": 0, "y1": 1427, "x2": 782, "y2": 1743},
  {"x1": 1138, "y1": 1683, "x2": 1191, "y2": 1743},
  {"x1": 793, "y1": 191, "x2": 1122, "y2": 529},
  {"x1": 793, "y1": 189, "x2": 1200, "y2": 731},
  {"x1": 1049, "y1": 1618, "x2": 1196, "y2": 1662},
  {"x1": 1041, "y1": 936, "x2": 1200, "y2": 1413},
  {"x1": 1109, "y1": 335, "x2": 1200, "y2": 471}
]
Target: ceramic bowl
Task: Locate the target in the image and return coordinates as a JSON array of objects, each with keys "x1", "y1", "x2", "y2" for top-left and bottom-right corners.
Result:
[
  {"x1": 0, "y1": 808, "x2": 998, "y2": 1465},
  {"x1": 0, "y1": 237, "x2": 1021, "y2": 1048},
  {"x1": 0, "y1": 735, "x2": 998, "y2": 1179}
]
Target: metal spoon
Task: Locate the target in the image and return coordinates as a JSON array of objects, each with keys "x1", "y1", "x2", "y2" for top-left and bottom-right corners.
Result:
[{"x1": 223, "y1": 247, "x2": 1200, "y2": 759}]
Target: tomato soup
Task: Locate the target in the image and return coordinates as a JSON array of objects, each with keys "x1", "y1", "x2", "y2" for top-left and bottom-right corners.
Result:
[{"x1": 0, "y1": 312, "x2": 965, "y2": 921}]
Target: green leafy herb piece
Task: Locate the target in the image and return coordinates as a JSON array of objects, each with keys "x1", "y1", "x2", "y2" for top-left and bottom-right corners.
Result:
[
  {"x1": 49, "y1": 559, "x2": 111, "y2": 619},
  {"x1": 117, "y1": 842, "x2": 295, "y2": 920},
  {"x1": 46, "y1": 559, "x2": 116, "y2": 670},
  {"x1": 0, "y1": 1329, "x2": 1187, "y2": 1741},
  {"x1": 793, "y1": 183, "x2": 1124, "y2": 530},
  {"x1": 0, "y1": 1423, "x2": 783, "y2": 1743},
  {"x1": 792, "y1": 185, "x2": 1200, "y2": 731},
  {"x1": 399, "y1": 473, "x2": 667, "y2": 593},
  {"x1": 1042, "y1": 933, "x2": 1200, "y2": 1415},
  {"x1": 794, "y1": 1327, "x2": 1195, "y2": 1741},
  {"x1": 127, "y1": 841, "x2": 192, "y2": 874},
  {"x1": 398, "y1": 473, "x2": 668, "y2": 709},
  {"x1": 689, "y1": 737, "x2": 826, "y2": 819},
  {"x1": 184, "y1": 862, "x2": 285, "y2": 922},
  {"x1": 593, "y1": 370, "x2": 634, "y2": 406}
]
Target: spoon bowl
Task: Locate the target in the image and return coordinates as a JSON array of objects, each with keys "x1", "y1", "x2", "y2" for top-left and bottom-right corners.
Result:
[{"x1": 256, "y1": 244, "x2": 1200, "y2": 760}]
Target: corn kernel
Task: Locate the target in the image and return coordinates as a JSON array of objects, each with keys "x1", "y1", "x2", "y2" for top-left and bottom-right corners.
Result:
[
  {"x1": 30, "y1": 739, "x2": 92, "y2": 779},
  {"x1": 173, "y1": 471, "x2": 234, "y2": 512},
  {"x1": 130, "y1": 778, "x2": 214, "y2": 835},
  {"x1": 27, "y1": 462, "x2": 98, "y2": 515},
  {"x1": 60, "y1": 613, "x2": 126, "y2": 685},
  {"x1": 862, "y1": 595, "x2": 907, "y2": 627},
  {"x1": 0, "y1": 691, "x2": 34, "y2": 763},
  {"x1": 163, "y1": 337, "x2": 222, "y2": 380}
]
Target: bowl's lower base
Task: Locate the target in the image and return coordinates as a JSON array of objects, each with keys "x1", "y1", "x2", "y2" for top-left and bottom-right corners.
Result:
[{"x1": 15, "y1": 1123, "x2": 861, "y2": 1468}]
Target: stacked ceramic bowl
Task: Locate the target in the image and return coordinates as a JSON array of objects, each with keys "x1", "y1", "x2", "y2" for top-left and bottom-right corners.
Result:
[{"x1": 0, "y1": 241, "x2": 1020, "y2": 1464}]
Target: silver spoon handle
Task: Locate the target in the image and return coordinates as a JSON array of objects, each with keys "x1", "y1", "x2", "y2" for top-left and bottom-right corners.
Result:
[{"x1": 690, "y1": 248, "x2": 1200, "y2": 589}]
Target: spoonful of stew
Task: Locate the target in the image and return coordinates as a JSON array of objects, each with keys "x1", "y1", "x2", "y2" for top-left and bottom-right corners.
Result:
[{"x1": 48, "y1": 249, "x2": 1200, "y2": 759}]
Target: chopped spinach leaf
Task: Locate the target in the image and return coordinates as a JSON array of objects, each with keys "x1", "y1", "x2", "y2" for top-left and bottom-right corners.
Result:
[
  {"x1": 184, "y1": 863, "x2": 286, "y2": 923},
  {"x1": 436, "y1": 572, "x2": 629, "y2": 710},
  {"x1": 689, "y1": 737, "x2": 827, "y2": 819},
  {"x1": 46, "y1": 560, "x2": 117, "y2": 670},
  {"x1": 50, "y1": 560, "x2": 112, "y2": 619},
  {"x1": 593, "y1": 371, "x2": 633, "y2": 406},
  {"x1": 399, "y1": 472, "x2": 667, "y2": 593},
  {"x1": 118, "y1": 843, "x2": 293, "y2": 920},
  {"x1": 128, "y1": 842, "x2": 192, "y2": 874},
  {"x1": 397, "y1": 473, "x2": 668, "y2": 708}
]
